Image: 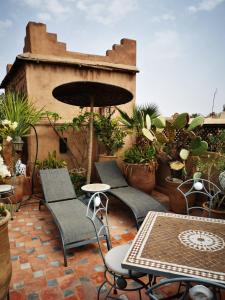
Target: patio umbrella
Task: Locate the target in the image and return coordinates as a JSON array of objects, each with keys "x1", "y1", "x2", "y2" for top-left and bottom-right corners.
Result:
[{"x1": 52, "y1": 81, "x2": 133, "y2": 183}]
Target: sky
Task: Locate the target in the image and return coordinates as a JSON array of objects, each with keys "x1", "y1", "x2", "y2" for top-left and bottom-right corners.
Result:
[{"x1": 0, "y1": 0, "x2": 225, "y2": 116}]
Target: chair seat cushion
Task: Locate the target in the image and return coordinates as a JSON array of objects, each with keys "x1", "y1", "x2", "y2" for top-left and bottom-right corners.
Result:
[{"x1": 105, "y1": 244, "x2": 143, "y2": 277}]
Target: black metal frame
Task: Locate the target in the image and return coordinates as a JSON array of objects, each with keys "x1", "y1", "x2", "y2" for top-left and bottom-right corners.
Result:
[{"x1": 86, "y1": 192, "x2": 151, "y2": 300}]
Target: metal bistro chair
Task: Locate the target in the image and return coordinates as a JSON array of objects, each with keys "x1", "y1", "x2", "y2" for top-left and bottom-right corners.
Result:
[
  {"x1": 147, "y1": 277, "x2": 225, "y2": 300},
  {"x1": 86, "y1": 192, "x2": 151, "y2": 300},
  {"x1": 177, "y1": 178, "x2": 221, "y2": 217}
]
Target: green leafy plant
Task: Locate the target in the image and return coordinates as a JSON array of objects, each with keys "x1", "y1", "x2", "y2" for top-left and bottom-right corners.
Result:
[
  {"x1": 0, "y1": 203, "x2": 6, "y2": 218},
  {"x1": 124, "y1": 145, "x2": 156, "y2": 164},
  {"x1": 69, "y1": 168, "x2": 86, "y2": 196},
  {"x1": 35, "y1": 151, "x2": 67, "y2": 170},
  {"x1": 93, "y1": 110, "x2": 126, "y2": 156},
  {"x1": 46, "y1": 110, "x2": 89, "y2": 170},
  {"x1": 143, "y1": 112, "x2": 208, "y2": 181},
  {"x1": 117, "y1": 103, "x2": 159, "y2": 146},
  {"x1": 0, "y1": 92, "x2": 44, "y2": 139}
]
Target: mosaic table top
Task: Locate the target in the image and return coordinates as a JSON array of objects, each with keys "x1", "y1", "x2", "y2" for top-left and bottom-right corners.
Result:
[{"x1": 122, "y1": 212, "x2": 225, "y2": 283}]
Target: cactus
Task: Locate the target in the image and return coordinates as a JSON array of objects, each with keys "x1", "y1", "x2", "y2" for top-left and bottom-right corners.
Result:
[
  {"x1": 187, "y1": 116, "x2": 204, "y2": 131},
  {"x1": 190, "y1": 137, "x2": 208, "y2": 156},
  {"x1": 172, "y1": 113, "x2": 189, "y2": 129},
  {"x1": 179, "y1": 149, "x2": 190, "y2": 161}
]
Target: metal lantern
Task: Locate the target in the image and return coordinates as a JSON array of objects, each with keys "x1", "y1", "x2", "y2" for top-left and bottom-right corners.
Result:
[{"x1": 12, "y1": 136, "x2": 24, "y2": 152}]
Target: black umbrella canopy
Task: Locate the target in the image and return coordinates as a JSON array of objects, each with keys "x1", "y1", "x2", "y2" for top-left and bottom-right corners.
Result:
[{"x1": 52, "y1": 81, "x2": 133, "y2": 107}]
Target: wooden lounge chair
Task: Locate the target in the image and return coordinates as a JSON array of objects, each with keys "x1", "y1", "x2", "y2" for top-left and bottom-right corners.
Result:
[
  {"x1": 39, "y1": 168, "x2": 109, "y2": 266},
  {"x1": 95, "y1": 160, "x2": 167, "y2": 228}
]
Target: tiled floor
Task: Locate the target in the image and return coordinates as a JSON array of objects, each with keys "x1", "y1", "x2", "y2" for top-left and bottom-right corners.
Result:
[{"x1": 5, "y1": 191, "x2": 217, "y2": 300}]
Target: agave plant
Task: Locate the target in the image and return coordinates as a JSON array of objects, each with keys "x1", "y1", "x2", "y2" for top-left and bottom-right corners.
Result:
[{"x1": 0, "y1": 92, "x2": 44, "y2": 139}]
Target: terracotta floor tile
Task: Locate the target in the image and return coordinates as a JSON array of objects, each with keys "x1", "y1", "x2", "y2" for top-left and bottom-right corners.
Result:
[
  {"x1": 9, "y1": 290, "x2": 26, "y2": 300},
  {"x1": 40, "y1": 286, "x2": 63, "y2": 300},
  {"x1": 7, "y1": 192, "x2": 178, "y2": 300}
]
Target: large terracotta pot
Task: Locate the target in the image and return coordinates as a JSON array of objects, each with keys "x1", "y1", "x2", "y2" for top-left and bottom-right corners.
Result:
[
  {"x1": 202, "y1": 202, "x2": 225, "y2": 219},
  {"x1": 0, "y1": 210, "x2": 12, "y2": 300},
  {"x1": 123, "y1": 162, "x2": 156, "y2": 194},
  {"x1": 165, "y1": 177, "x2": 196, "y2": 214}
]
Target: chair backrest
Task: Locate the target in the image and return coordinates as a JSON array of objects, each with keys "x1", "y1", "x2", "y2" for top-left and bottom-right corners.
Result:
[
  {"x1": 86, "y1": 192, "x2": 111, "y2": 264},
  {"x1": 40, "y1": 168, "x2": 77, "y2": 203},
  {"x1": 147, "y1": 277, "x2": 225, "y2": 300},
  {"x1": 95, "y1": 161, "x2": 128, "y2": 188},
  {"x1": 177, "y1": 178, "x2": 221, "y2": 216}
]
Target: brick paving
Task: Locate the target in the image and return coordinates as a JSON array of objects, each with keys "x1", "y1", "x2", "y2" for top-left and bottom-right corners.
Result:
[{"x1": 6, "y1": 191, "x2": 220, "y2": 300}]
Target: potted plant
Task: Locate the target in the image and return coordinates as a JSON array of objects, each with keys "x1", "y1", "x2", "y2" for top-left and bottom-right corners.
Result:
[
  {"x1": 194, "y1": 147, "x2": 225, "y2": 218},
  {"x1": 69, "y1": 168, "x2": 86, "y2": 196},
  {"x1": 0, "y1": 203, "x2": 12, "y2": 300},
  {"x1": 118, "y1": 104, "x2": 161, "y2": 194},
  {"x1": 35, "y1": 150, "x2": 67, "y2": 193},
  {"x1": 0, "y1": 92, "x2": 44, "y2": 201},
  {"x1": 93, "y1": 110, "x2": 127, "y2": 161},
  {"x1": 123, "y1": 144, "x2": 157, "y2": 193},
  {"x1": 143, "y1": 112, "x2": 208, "y2": 213}
]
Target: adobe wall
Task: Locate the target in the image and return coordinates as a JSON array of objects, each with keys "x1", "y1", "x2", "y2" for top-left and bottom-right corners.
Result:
[{"x1": 1, "y1": 22, "x2": 138, "y2": 175}]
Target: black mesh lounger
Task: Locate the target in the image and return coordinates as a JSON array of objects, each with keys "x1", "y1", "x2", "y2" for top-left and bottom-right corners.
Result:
[
  {"x1": 39, "y1": 168, "x2": 109, "y2": 266},
  {"x1": 95, "y1": 161, "x2": 167, "y2": 229}
]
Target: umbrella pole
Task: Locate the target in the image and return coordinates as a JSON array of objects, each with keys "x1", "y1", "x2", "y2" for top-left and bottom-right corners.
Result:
[{"x1": 87, "y1": 99, "x2": 94, "y2": 184}]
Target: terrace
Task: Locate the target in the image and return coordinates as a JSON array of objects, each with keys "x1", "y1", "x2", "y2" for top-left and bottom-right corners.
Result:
[
  {"x1": 0, "y1": 22, "x2": 225, "y2": 300},
  {"x1": 7, "y1": 192, "x2": 170, "y2": 300}
]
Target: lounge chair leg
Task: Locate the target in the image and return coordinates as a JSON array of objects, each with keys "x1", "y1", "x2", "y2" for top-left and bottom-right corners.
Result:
[
  {"x1": 39, "y1": 200, "x2": 43, "y2": 211},
  {"x1": 138, "y1": 289, "x2": 142, "y2": 300},
  {"x1": 106, "y1": 235, "x2": 111, "y2": 250},
  {"x1": 62, "y1": 247, "x2": 68, "y2": 267}
]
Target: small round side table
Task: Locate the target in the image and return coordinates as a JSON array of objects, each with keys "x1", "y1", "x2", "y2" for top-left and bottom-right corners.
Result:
[
  {"x1": 81, "y1": 183, "x2": 110, "y2": 208},
  {"x1": 81, "y1": 183, "x2": 111, "y2": 194},
  {"x1": 0, "y1": 184, "x2": 14, "y2": 220}
]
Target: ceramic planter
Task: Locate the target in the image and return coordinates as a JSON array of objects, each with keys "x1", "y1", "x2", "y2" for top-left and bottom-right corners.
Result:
[
  {"x1": 202, "y1": 202, "x2": 225, "y2": 219},
  {"x1": 98, "y1": 154, "x2": 117, "y2": 162},
  {"x1": 123, "y1": 162, "x2": 156, "y2": 194},
  {"x1": 165, "y1": 177, "x2": 196, "y2": 214},
  {"x1": 0, "y1": 210, "x2": 12, "y2": 300}
]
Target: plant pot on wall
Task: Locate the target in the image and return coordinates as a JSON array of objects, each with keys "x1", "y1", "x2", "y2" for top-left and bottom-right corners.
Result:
[
  {"x1": 123, "y1": 162, "x2": 156, "y2": 194},
  {"x1": 165, "y1": 177, "x2": 196, "y2": 214},
  {"x1": 202, "y1": 202, "x2": 225, "y2": 219},
  {"x1": 0, "y1": 210, "x2": 12, "y2": 300},
  {"x1": 98, "y1": 154, "x2": 117, "y2": 162}
]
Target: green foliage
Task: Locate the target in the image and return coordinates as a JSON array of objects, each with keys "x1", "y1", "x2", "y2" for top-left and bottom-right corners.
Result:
[
  {"x1": 0, "y1": 203, "x2": 6, "y2": 217},
  {"x1": 124, "y1": 145, "x2": 156, "y2": 164},
  {"x1": 187, "y1": 116, "x2": 204, "y2": 131},
  {"x1": 93, "y1": 111, "x2": 126, "y2": 155},
  {"x1": 190, "y1": 137, "x2": 208, "y2": 156},
  {"x1": 69, "y1": 169, "x2": 86, "y2": 196},
  {"x1": 0, "y1": 92, "x2": 44, "y2": 138},
  {"x1": 172, "y1": 113, "x2": 189, "y2": 129},
  {"x1": 117, "y1": 103, "x2": 159, "y2": 134},
  {"x1": 35, "y1": 151, "x2": 67, "y2": 170},
  {"x1": 208, "y1": 130, "x2": 225, "y2": 152}
]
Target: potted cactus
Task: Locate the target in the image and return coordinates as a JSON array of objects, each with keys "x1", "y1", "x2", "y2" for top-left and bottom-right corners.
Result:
[
  {"x1": 143, "y1": 113, "x2": 208, "y2": 213},
  {"x1": 0, "y1": 204, "x2": 12, "y2": 300}
]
